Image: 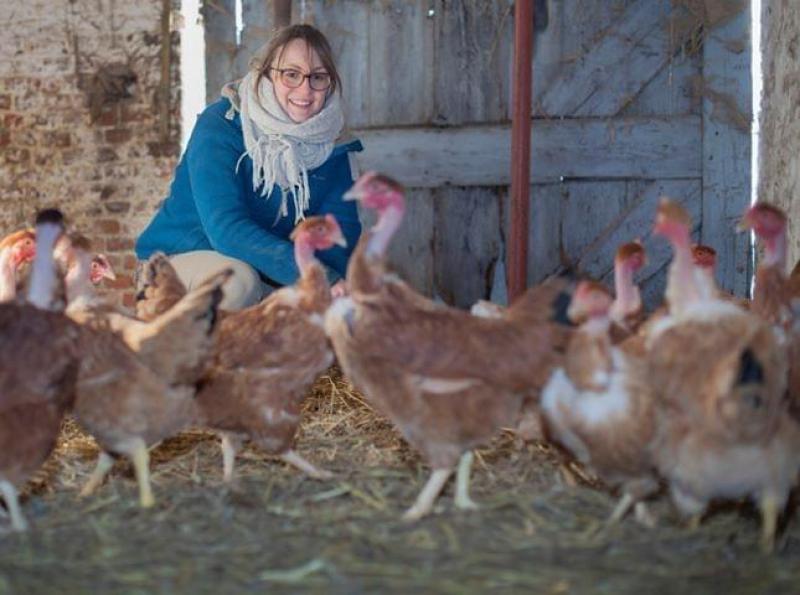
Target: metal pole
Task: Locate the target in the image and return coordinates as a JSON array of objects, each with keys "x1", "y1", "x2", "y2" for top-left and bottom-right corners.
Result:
[{"x1": 508, "y1": 0, "x2": 533, "y2": 302}]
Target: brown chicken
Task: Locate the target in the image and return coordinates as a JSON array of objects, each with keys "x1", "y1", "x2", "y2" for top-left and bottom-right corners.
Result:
[
  {"x1": 90, "y1": 253, "x2": 115, "y2": 285},
  {"x1": 648, "y1": 198, "x2": 800, "y2": 552},
  {"x1": 55, "y1": 235, "x2": 230, "y2": 389},
  {"x1": 0, "y1": 228, "x2": 36, "y2": 302},
  {"x1": 325, "y1": 172, "x2": 574, "y2": 520},
  {"x1": 541, "y1": 280, "x2": 658, "y2": 526},
  {"x1": 195, "y1": 215, "x2": 346, "y2": 483},
  {"x1": 134, "y1": 253, "x2": 188, "y2": 322},
  {"x1": 609, "y1": 241, "x2": 647, "y2": 343},
  {"x1": 0, "y1": 210, "x2": 81, "y2": 531},
  {"x1": 739, "y1": 202, "x2": 800, "y2": 416}
]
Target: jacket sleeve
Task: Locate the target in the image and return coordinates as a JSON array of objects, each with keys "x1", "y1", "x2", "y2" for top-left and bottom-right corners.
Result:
[{"x1": 185, "y1": 110, "x2": 309, "y2": 286}]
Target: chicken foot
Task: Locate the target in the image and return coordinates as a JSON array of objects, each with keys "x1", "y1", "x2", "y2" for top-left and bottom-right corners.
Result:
[
  {"x1": 454, "y1": 451, "x2": 479, "y2": 511},
  {"x1": 402, "y1": 468, "x2": 453, "y2": 522},
  {"x1": 80, "y1": 451, "x2": 115, "y2": 497},
  {"x1": 280, "y1": 450, "x2": 333, "y2": 480},
  {"x1": 0, "y1": 480, "x2": 27, "y2": 532}
]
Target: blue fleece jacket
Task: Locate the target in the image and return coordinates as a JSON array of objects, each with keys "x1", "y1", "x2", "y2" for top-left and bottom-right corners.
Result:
[{"x1": 135, "y1": 98, "x2": 363, "y2": 285}]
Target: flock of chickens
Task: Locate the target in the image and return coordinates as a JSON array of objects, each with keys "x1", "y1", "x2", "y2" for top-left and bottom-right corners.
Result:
[{"x1": 1, "y1": 172, "x2": 799, "y2": 554}]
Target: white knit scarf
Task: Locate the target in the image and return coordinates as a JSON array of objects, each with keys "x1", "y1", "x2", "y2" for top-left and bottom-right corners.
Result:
[{"x1": 222, "y1": 69, "x2": 344, "y2": 223}]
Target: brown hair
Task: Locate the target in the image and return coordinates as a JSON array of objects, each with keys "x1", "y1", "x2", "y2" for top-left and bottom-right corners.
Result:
[{"x1": 254, "y1": 24, "x2": 341, "y2": 96}]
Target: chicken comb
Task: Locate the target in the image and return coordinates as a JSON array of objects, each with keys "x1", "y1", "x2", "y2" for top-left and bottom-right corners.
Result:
[
  {"x1": 747, "y1": 202, "x2": 786, "y2": 222},
  {"x1": 691, "y1": 244, "x2": 717, "y2": 268},
  {"x1": 290, "y1": 215, "x2": 329, "y2": 241},
  {"x1": 35, "y1": 208, "x2": 65, "y2": 226},
  {"x1": 615, "y1": 240, "x2": 645, "y2": 264},
  {"x1": 574, "y1": 279, "x2": 612, "y2": 299},
  {"x1": 0, "y1": 228, "x2": 34, "y2": 250},
  {"x1": 370, "y1": 173, "x2": 404, "y2": 193},
  {"x1": 656, "y1": 197, "x2": 691, "y2": 227}
]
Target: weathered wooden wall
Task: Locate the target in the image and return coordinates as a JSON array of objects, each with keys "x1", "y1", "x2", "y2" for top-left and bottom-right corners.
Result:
[
  {"x1": 759, "y1": 0, "x2": 800, "y2": 267},
  {"x1": 204, "y1": 0, "x2": 753, "y2": 307}
]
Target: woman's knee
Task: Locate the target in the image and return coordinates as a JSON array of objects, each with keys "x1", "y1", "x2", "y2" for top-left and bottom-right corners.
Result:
[
  {"x1": 220, "y1": 262, "x2": 264, "y2": 310},
  {"x1": 168, "y1": 251, "x2": 266, "y2": 310}
]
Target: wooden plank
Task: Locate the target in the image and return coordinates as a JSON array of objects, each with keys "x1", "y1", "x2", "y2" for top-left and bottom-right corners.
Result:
[
  {"x1": 308, "y1": 0, "x2": 372, "y2": 128},
  {"x1": 433, "y1": 1, "x2": 513, "y2": 124},
  {"x1": 233, "y1": 0, "x2": 273, "y2": 78},
  {"x1": 701, "y1": 6, "x2": 751, "y2": 295},
  {"x1": 354, "y1": 116, "x2": 701, "y2": 187},
  {"x1": 358, "y1": 188, "x2": 435, "y2": 297},
  {"x1": 367, "y1": 0, "x2": 434, "y2": 126},
  {"x1": 433, "y1": 187, "x2": 502, "y2": 308},
  {"x1": 527, "y1": 183, "x2": 565, "y2": 285},
  {"x1": 203, "y1": 0, "x2": 237, "y2": 105},
  {"x1": 536, "y1": 0, "x2": 676, "y2": 117},
  {"x1": 622, "y1": 49, "x2": 700, "y2": 116},
  {"x1": 575, "y1": 179, "x2": 701, "y2": 282}
]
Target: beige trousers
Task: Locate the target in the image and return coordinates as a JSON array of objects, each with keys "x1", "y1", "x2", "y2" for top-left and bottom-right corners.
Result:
[{"x1": 168, "y1": 250, "x2": 271, "y2": 310}]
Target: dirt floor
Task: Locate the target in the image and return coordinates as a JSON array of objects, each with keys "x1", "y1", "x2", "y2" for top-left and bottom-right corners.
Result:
[{"x1": 1, "y1": 369, "x2": 800, "y2": 595}]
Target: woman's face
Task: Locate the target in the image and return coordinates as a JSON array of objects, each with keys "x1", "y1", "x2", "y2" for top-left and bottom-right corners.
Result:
[{"x1": 271, "y1": 39, "x2": 328, "y2": 123}]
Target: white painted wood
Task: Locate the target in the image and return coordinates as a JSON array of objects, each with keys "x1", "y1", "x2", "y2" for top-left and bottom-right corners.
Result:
[
  {"x1": 354, "y1": 116, "x2": 701, "y2": 187},
  {"x1": 536, "y1": 0, "x2": 674, "y2": 116},
  {"x1": 701, "y1": 5, "x2": 751, "y2": 295}
]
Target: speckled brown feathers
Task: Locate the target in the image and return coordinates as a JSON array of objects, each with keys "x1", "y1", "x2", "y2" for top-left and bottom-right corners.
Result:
[{"x1": 135, "y1": 252, "x2": 188, "y2": 322}]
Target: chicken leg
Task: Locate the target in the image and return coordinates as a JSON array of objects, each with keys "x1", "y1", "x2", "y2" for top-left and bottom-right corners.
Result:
[
  {"x1": 454, "y1": 451, "x2": 479, "y2": 511},
  {"x1": 80, "y1": 451, "x2": 115, "y2": 497},
  {"x1": 280, "y1": 450, "x2": 333, "y2": 480},
  {"x1": 402, "y1": 468, "x2": 453, "y2": 522},
  {"x1": 0, "y1": 480, "x2": 27, "y2": 532},
  {"x1": 118, "y1": 438, "x2": 154, "y2": 508},
  {"x1": 760, "y1": 493, "x2": 779, "y2": 554},
  {"x1": 221, "y1": 433, "x2": 243, "y2": 483}
]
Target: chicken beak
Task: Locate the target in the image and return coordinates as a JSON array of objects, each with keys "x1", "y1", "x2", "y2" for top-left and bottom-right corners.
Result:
[
  {"x1": 736, "y1": 212, "x2": 754, "y2": 233},
  {"x1": 342, "y1": 187, "x2": 361, "y2": 201},
  {"x1": 333, "y1": 231, "x2": 347, "y2": 248}
]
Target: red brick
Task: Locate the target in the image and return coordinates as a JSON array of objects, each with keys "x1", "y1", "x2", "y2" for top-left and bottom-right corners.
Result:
[
  {"x1": 123, "y1": 254, "x2": 138, "y2": 270},
  {"x1": 0, "y1": 130, "x2": 8, "y2": 147},
  {"x1": 106, "y1": 273, "x2": 134, "y2": 290},
  {"x1": 2, "y1": 114, "x2": 22, "y2": 129},
  {"x1": 95, "y1": 219, "x2": 121, "y2": 234},
  {"x1": 105, "y1": 237, "x2": 135, "y2": 252},
  {"x1": 0, "y1": 95, "x2": 10, "y2": 110},
  {"x1": 105, "y1": 128, "x2": 132, "y2": 144},
  {"x1": 4, "y1": 147, "x2": 30, "y2": 165},
  {"x1": 43, "y1": 130, "x2": 71, "y2": 148},
  {"x1": 95, "y1": 108, "x2": 119, "y2": 127}
]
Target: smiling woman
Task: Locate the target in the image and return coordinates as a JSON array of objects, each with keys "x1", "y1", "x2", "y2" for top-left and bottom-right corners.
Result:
[{"x1": 135, "y1": 24, "x2": 362, "y2": 309}]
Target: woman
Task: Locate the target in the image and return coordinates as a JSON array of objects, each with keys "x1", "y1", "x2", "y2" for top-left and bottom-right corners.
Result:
[{"x1": 135, "y1": 24, "x2": 362, "y2": 309}]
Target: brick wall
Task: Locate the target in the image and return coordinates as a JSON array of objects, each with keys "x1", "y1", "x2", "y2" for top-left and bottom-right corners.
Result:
[{"x1": 0, "y1": 0, "x2": 180, "y2": 308}]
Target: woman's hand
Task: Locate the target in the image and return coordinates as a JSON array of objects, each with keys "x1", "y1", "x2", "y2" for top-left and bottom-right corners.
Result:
[{"x1": 330, "y1": 280, "x2": 348, "y2": 298}]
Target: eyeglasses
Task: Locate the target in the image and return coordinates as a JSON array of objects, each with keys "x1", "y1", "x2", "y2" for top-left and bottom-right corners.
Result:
[{"x1": 270, "y1": 67, "x2": 331, "y2": 91}]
